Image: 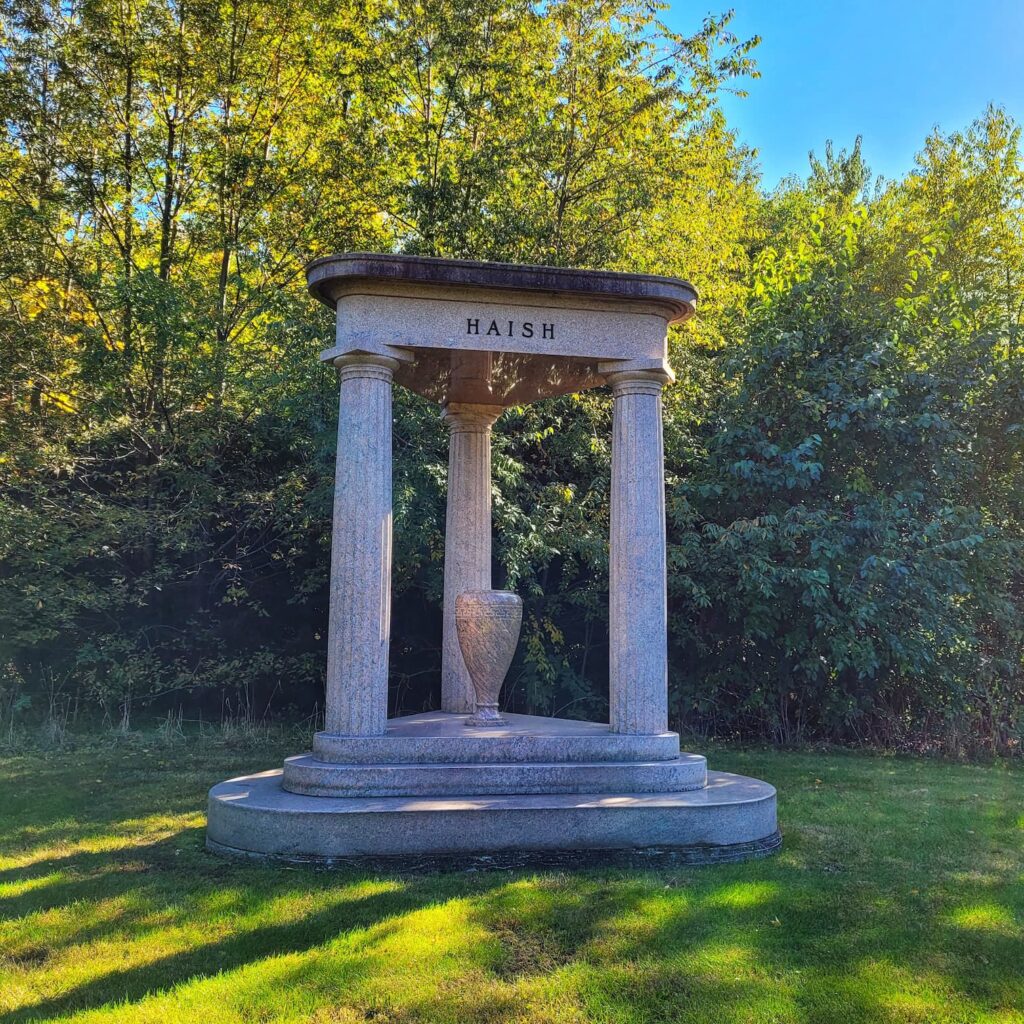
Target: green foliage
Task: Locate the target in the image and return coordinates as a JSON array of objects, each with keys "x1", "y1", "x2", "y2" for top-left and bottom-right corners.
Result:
[
  {"x1": 0, "y1": 1, "x2": 1020, "y2": 751},
  {"x1": 667, "y1": 128, "x2": 1024, "y2": 750}
]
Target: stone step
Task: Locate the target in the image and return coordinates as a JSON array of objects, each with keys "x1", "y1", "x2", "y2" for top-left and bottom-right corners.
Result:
[
  {"x1": 281, "y1": 753, "x2": 707, "y2": 798},
  {"x1": 312, "y1": 710, "x2": 682, "y2": 765},
  {"x1": 207, "y1": 769, "x2": 780, "y2": 866}
]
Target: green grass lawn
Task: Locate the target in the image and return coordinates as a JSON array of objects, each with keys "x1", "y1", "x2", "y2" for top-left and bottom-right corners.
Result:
[{"x1": 0, "y1": 735, "x2": 1021, "y2": 1024}]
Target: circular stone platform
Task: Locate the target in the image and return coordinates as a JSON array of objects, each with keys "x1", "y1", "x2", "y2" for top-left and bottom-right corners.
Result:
[{"x1": 206, "y1": 766, "x2": 780, "y2": 867}]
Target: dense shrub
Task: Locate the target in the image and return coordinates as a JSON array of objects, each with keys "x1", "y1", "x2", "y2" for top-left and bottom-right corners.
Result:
[{"x1": 0, "y1": 2, "x2": 1020, "y2": 753}]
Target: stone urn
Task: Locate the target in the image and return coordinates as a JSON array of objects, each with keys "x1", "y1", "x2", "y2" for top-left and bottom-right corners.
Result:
[{"x1": 455, "y1": 589, "x2": 523, "y2": 727}]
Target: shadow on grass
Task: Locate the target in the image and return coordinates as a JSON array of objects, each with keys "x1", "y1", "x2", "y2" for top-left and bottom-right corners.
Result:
[
  {"x1": 1, "y1": 748, "x2": 1021, "y2": 1023},
  {"x1": 437, "y1": 857, "x2": 1022, "y2": 1023},
  {"x1": 0, "y1": 831, "x2": 511, "y2": 1022}
]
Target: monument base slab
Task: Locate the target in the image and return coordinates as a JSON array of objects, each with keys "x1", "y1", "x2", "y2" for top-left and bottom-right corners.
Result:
[
  {"x1": 207, "y1": 768, "x2": 779, "y2": 866},
  {"x1": 206, "y1": 713, "x2": 779, "y2": 867}
]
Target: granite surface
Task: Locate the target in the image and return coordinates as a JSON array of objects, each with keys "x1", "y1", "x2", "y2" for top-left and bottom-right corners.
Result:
[
  {"x1": 281, "y1": 752, "x2": 708, "y2": 797},
  {"x1": 205, "y1": 256, "x2": 782, "y2": 867},
  {"x1": 309, "y1": 254, "x2": 691, "y2": 405},
  {"x1": 455, "y1": 590, "x2": 522, "y2": 726},
  {"x1": 207, "y1": 768, "x2": 778, "y2": 863},
  {"x1": 608, "y1": 369, "x2": 670, "y2": 734},
  {"x1": 324, "y1": 355, "x2": 398, "y2": 736},
  {"x1": 310, "y1": 711, "x2": 683, "y2": 765},
  {"x1": 306, "y1": 252, "x2": 697, "y2": 320},
  {"x1": 208, "y1": 832, "x2": 782, "y2": 872},
  {"x1": 440, "y1": 403, "x2": 501, "y2": 713}
]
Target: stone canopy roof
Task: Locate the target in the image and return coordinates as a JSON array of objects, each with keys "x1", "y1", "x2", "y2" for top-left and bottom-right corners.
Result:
[{"x1": 306, "y1": 252, "x2": 698, "y2": 406}]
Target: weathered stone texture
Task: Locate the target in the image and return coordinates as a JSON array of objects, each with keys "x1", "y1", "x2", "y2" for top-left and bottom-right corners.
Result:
[
  {"x1": 325, "y1": 355, "x2": 398, "y2": 737},
  {"x1": 311, "y1": 711, "x2": 682, "y2": 764},
  {"x1": 455, "y1": 590, "x2": 523, "y2": 726},
  {"x1": 281, "y1": 753, "x2": 708, "y2": 798},
  {"x1": 441, "y1": 403, "x2": 502, "y2": 713},
  {"x1": 208, "y1": 767, "x2": 777, "y2": 861},
  {"x1": 607, "y1": 369, "x2": 670, "y2": 735}
]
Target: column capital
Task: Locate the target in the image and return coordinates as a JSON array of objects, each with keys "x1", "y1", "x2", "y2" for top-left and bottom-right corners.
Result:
[
  {"x1": 441, "y1": 401, "x2": 503, "y2": 432},
  {"x1": 604, "y1": 367, "x2": 672, "y2": 398},
  {"x1": 333, "y1": 353, "x2": 401, "y2": 384}
]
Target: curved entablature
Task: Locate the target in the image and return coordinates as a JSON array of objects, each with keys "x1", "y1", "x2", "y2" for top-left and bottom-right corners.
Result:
[
  {"x1": 306, "y1": 252, "x2": 697, "y2": 324},
  {"x1": 305, "y1": 252, "x2": 697, "y2": 406}
]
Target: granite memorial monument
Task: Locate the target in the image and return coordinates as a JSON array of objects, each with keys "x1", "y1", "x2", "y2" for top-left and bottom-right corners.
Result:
[{"x1": 206, "y1": 253, "x2": 780, "y2": 865}]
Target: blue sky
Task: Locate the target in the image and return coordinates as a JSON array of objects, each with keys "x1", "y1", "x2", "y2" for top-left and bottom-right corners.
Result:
[{"x1": 664, "y1": 0, "x2": 1024, "y2": 187}]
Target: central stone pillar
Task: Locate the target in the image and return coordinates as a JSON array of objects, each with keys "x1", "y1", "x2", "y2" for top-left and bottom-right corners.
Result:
[
  {"x1": 325, "y1": 354, "x2": 399, "y2": 736},
  {"x1": 441, "y1": 401, "x2": 502, "y2": 713},
  {"x1": 607, "y1": 368, "x2": 671, "y2": 734}
]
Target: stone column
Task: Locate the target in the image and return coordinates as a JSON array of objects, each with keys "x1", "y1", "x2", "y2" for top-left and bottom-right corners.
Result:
[
  {"x1": 607, "y1": 368, "x2": 671, "y2": 734},
  {"x1": 325, "y1": 354, "x2": 399, "y2": 736},
  {"x1": 441, "y1": 401, "x2": 503, "y2": 713}
]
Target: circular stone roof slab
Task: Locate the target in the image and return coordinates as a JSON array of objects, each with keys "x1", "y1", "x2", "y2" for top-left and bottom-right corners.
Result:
[{"x1": 306, "y1": 253, "x2": 698, "y2": 324}]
